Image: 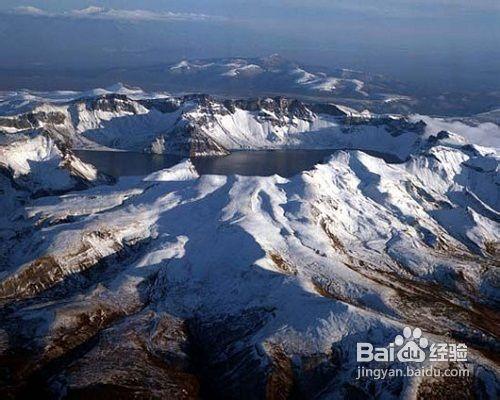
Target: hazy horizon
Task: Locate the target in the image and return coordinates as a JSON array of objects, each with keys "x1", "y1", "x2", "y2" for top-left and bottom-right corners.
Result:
[{"x1": 0, "y1": 1, "x2": 499, "y2": 94}]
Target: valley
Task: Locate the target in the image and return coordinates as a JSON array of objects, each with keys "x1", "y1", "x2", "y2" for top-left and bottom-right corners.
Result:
[{"x1": 0, "y1": 85, "x2": 498, "y2": 399}]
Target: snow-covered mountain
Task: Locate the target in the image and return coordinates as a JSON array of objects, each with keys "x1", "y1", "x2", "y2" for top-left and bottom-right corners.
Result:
[
  {"x1": 4, "y1": 55, "x2": 498, "y2": 116},
  {"x1": 0, "y1": 86, "x2": 429, "y2": 159},
  {"x1": 125, "y1": 54, "x2": 418, "y2": 114},
  {"x1": 0, "y1": 87, "x2": 499, "y2": 398},
  {"x1": 165, "y1": 54, "x2": 381, "y2": 97},
  {"x1": 0, "y1": 134, "x2": 106, "y2": 193}
]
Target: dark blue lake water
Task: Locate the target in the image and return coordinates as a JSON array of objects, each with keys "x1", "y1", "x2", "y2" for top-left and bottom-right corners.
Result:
[{"x1": 75, "y1": 149, "x2": 401, "y2": 178}]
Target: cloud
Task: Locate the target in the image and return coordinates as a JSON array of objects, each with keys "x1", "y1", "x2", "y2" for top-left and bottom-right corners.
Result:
[
  {"x1": 11, "y1": 5, "x2": 222, "y2": 22},
  {"x1": 14, "y1": 6, "x2": 47, "y2": 16}
]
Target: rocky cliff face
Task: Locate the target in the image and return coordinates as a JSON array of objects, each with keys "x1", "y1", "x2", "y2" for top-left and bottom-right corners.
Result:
[
  {"x1": 0, "y1": 87, "x2": 498, "y2": 399},
  {"x1": 0, "y1": 89, "x2": 428, "y2": 158},
  {"x1": 0, "y1": 131, "x2": 498, "y2": 398},
  {"x1": 0, "y1": 134, "x2": 111, "y2": 195}
]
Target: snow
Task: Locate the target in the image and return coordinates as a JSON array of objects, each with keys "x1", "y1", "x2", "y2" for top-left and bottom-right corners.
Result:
[
  {"x1": 159, "y1": 55, "x2": 398, "y2": 101},
  {"x1": 0, "y1": 135, "x2": 98, "y2": 191},
  {"x1": 0, "y1": 125, "x2": 498, "y2": 395},
  {"x1": 384, "y1": 95, "x2": 413, "y2": 103},
  {"x1": 3, "y1": 147, "x2": 497, "y2": 315},
  {"x1": 170, "y1": 60, "x2": 215, "y2": 73},
  {"x1": 290, "y1": 68, "x2": 317, "y2": 84},
  {"x1": 0, "y1": 84, "x2": 169, "y2": 113},
  {"x1": 411, "y1": 114, "x2": 500, "y2": 149},
  {"x1": 289, "y1": 68, "x2": 369, "y2": 95},
  {"x1": 309, "y1": 77, "x2": 340, "y2": 92},
  {"x1": 0, "y1": 86, "x2": 427, "y2": 158},
  {"x1": 179, "y1": 102, "x2": 420, "y2": 159},
  {"x1": 169, "y1": 60, "x2": 194, "y2": 71},
  {"x1": 144, "y1": 159, "x2": 199, "y2": 182},
  {"x1": 221, "y1": 64, "x2": 263, "y2": 77},
  {"x1": 1, "y1": 86, "x2": 497, "y2": 166},
  {"x1": 1, "y1": 76, "x2": 499, "y2": 396}
]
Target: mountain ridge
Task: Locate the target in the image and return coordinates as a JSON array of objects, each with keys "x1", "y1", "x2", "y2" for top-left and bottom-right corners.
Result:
[
  {"x1": 0, "y1": 89, "x2": 429, "y2": 159},
  {"x1": 0, "y1": 86, "x2": 498, "y2": 399}
]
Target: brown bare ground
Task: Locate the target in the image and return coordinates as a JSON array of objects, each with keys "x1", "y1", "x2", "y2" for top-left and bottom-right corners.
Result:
[{"x1": 269, "y1": 252, "x2": 297, "y2": 275}]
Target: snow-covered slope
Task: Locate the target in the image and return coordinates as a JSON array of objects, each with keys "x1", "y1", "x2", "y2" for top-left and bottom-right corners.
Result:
[
  {"x1": 0, "y1": 88, "x2": 431, "y2": 158},
  {"x1": 411, "y1": 114, "x2": 500, "y2": 149},
  {"x1": 0, "y1": 134, "x2": 113, "y2": 257},
  {"x1": 0, "y1": 85, "x2": 499, "y2": 397},
  {"x1": 0, "y1": 134, "x2": 107, "y2": 194},
  {"x1": 6, "y1": 86, "x2": 497, "y2": 159},
  {"x1": 165, "y1": 54, "x2": 381, "y2": 99},
  {"x1": 0, "y1": 127, "x2": 498, "y2": 397}
]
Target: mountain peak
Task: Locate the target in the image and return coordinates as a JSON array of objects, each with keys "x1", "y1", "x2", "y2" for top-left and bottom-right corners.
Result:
[{"x1": 104, "y1": 82, "x2": 144, "y2": 95}]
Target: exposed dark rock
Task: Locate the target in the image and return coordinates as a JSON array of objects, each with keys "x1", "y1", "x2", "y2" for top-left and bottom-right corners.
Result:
[
  {"x1": 162, "y1": 123, "x2": 229, "y2": 157},
  {"x1": 139, "y1": 98, "x2": 181, "y2": 113},
  {"x1": 0, "y1": 111, "x2": 67, "y2": 132},
  {"x1": 82, "y1": 94, "x2": 138, "y2": 114}
]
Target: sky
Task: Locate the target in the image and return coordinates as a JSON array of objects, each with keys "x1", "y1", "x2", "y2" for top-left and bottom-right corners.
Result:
[{"x1": 0, "y1": 1, "x2": 498, "y2": 92}]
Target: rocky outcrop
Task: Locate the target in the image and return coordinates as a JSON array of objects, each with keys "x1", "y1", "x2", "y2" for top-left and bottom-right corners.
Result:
[
  {"x1": 0, "y1": 135, "x2": 112, "y2": 197},
  {"x1": 0, "y1": 110, "x2": 67, "y2": 131},
  {"x1": 0, "y1": 134, "x2": 498, "y2": 398},
  {"x1": 0, "y1": 88, "x2": 498, "y2": 398},
  {"x1": 151, "y1": 123, "x2": 229, "y2": 156},
  {"x1": 0, "y1": 90, "x2": 430, "y2": 157}
]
